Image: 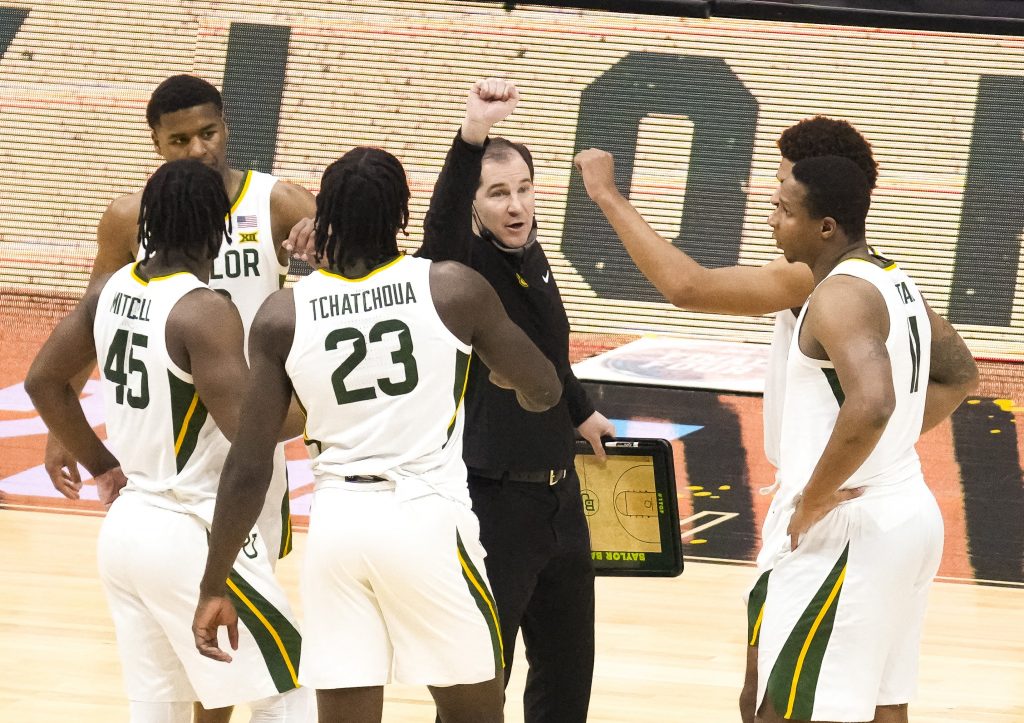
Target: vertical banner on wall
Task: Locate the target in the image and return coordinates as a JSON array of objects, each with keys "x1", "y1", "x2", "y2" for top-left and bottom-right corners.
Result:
[
  {"x1": 950, "y1": 74, "x2": 1024, "y2": 329},
  {"x1": 0, "y1": 7, "x2": 28, "y2": 56},
  {"x1": 223, "y1": 22, "x2": 292, "y2": 175}
]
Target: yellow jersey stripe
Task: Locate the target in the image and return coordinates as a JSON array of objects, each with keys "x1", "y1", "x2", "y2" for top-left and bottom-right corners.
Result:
[
  {"x1": 225, "y1": 578, "x2": 300, "y2": 686},
  {"x1": 458, "y1": 548, "x2": 504, "y2": 658},
  {"x1": 173, "y1": 393, "x2": 200, "y2": 455},
  {"x1": 749, "y1": 603, "x2": 765, "y2": 646},
  {"x1": 229, "y1": 170, "x2": 253, "y2": 215},
  {"x1": 148, "y1": 270, "x2": 194, "y2": 282},
  {"x1": 785, "y1": 565, "x2": 847, "y2": 718},
  {"x1": 129, "y1": 263, "x2": 148, "y2": 286},
  {"x1": 283, "y1": 515, "x2": 292, "y2": 555},
  {"x1": 842, "y1": 257, "x2": 898, "y2": 272},
  {"x1": 446, "y1": 354, "x2": 472, "y2": 433}
]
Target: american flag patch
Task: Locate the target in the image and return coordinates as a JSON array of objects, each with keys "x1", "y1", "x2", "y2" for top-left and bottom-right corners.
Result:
[{"x1": 236, "y1": 214, "x2": 258, "y2": 229}]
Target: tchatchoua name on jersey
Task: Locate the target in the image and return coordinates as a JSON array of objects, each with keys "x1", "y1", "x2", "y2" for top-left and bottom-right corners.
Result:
[
  {"x1": 109, "y1": 292, "x2": 151, "y2": 321},
  {"x1": 309, "y1": 282, "x2": 417, "y2": 320}
]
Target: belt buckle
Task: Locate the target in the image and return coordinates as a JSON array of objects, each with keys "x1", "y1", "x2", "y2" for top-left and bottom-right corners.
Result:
[{"x1": 548, "y1": 470, "x2": 559, "y2": 486}]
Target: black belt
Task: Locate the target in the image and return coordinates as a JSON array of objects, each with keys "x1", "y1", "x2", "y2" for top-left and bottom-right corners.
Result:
[
  {"x1": 345, "y1": 475, "x2": 387, "y2": 482},
  {"x1": 469, "y1": 467, "x2": 567, "y2": 485}
]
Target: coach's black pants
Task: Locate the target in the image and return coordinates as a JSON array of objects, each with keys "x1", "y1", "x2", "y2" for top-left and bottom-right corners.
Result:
[{"x1": 468, "y1": 468, "x2": 596, "y2": 723}]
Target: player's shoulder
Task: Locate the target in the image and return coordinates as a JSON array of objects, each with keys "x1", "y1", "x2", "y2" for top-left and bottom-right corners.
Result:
[
  {"x1": 250, "y1": 288, "x2": 296, "y2": 356},
  {"x1": 429, "y1": 259, "x2": 483, "y2": 287},
  {"x1": 253, "y1": 288, "x2": 295, "y2": 327},
  {"x1": 270, "y1": 177, "x2": 316, "y2": 212},
  {"x1": 104, "y1": 189, "x2": 143, "y2": 222},
  {"x1": 808, "y1": 271, "x2": 887, "y2": 329},
  {"x1": 168, "y1": 285, "x2": 244, "y2": 343},
  {"x1": 176, "y1": 284, "x2": 236, "y2": 317}
]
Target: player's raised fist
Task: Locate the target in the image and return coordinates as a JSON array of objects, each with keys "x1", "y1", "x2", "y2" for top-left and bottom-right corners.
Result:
[
  {"x1": 462, "y1": 78, "x2": 520, "y2": 143},
  {"x1": 574, "y1": 148, "x2": 618, "y2": 202}
]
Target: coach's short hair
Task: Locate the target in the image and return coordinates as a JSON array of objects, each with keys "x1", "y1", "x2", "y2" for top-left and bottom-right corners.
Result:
[
  {"x1": 481, "y1": 137, "x2": 534, "y2": 181},
  {"x1": 146, "y1": 75, "x2": 223, "y2": 129}
]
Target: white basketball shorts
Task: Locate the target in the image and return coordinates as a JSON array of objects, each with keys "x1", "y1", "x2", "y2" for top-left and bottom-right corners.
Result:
[
  {"x1": 255, "y1": 444, "x2": 292, "y2": 565},
  {"x1": 97, "y1": 490, "x2": 303, "y2": 709},
  {"x1": 299, "y1": 484, "x2": 502, "y2": 689},
  {"x1": 755, "y1": 478, "x2": 943, "y2": 722}
]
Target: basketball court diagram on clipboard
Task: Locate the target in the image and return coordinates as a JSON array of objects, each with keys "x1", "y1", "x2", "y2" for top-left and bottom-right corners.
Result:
[
  {"x1": 578, "y1": 454, "x2": 662, "y2": 553},
  {"x1": 574, "y1": 438, "x2": 683, "y2": 576}
]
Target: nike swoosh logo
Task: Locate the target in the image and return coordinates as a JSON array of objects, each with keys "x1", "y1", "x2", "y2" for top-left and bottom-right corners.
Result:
[{"x1": 542, "y1": 270, "x2": 550, "y2": 283}]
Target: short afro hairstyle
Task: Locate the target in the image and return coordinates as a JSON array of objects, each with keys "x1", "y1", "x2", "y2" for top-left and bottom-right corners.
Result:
[
  {"x1": 790, "y1": 155, "x2": 872, "y2": 240},
  {"x1": 778, "y1": 116, "x2": 878, "y2": 189},
  {"x1": 146, "y1": 75, "x2": 223, "y2": 129}
]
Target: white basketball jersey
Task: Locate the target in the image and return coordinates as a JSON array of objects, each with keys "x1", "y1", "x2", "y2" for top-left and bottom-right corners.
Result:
[
  {"x1": 763, "y1": 310, "x2": 797, "y2": 470},
  {"x1": 286, "y1": 255, "x2": 472, "y2": 504},
  {"x1": 214, "y1": 170, "x2": 288, "y2": 349},
  {"x1": 94, "y1": 263, "x2": 229, "y2": 520},
  {"x1": 778, "y1": 258, "x2": 931, "y2": 499}
]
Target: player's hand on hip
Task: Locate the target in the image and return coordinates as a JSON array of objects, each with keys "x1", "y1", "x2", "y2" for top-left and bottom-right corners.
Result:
[
  {"x1": 44, "y1": 434, "x2": 83, "y2": 499},
  {"x1": 464, "y1": 78, "x2": 520, "y2": 136},
  {"x1": 93, "y1": 466, "x2": 127, "y2": 508},
  {"x1": 578, "y1": 410, "x2": 615, "y2": 461},
  {"x1": 573, "y1": 148, "x2": 618, "y2": 203},
  {"x1": 193, "y1": 595, "x2": 239, "y2": 663},
  {"x1": 787, "y1": 487, "x2": 864, "y2": 550},
  {"x1": 283, "y1": 216, "x2": 318, "y2": 264}
]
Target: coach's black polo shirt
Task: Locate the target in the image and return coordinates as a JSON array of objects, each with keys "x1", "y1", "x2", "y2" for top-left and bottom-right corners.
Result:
[{"x1": 416, "y1": 132, "x2": 595, "y2": 473}]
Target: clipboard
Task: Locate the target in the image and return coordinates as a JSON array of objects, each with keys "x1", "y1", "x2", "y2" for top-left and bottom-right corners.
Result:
[{"x1": 574, "y1": 437, "x2": 684, "y2": 577}]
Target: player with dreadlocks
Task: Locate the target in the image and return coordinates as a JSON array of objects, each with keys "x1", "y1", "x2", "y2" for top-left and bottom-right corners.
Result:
[
  {"x1": 311, "y1": 147, "x2": 409, "y2": 270},
  {"x1": 27, "y1": 159, "x2": 312, "y2": 723},
  {"x1": 193, "y1": 146, "x2": 563, "y2": 723}
]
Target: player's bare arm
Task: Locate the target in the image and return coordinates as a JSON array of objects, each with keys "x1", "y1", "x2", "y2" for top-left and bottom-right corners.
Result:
[
  {"x1": 194, "y1": 290, "x2": 295, "y2": 662},
  {"x1": 920, "y1": 301, "x2": 979, "y2": 433},
  {"x1": 43, "y1": 193, "x2": 143, "y2": 496},
  {"x1": 574, "y1": 148, "x2": 814, "y2": 316},
  {"x1": 787, "y1": 276, "x2": 895, "y2": 546},
  {"x1": 92, "y1": 192, "x2": 143, "y2": 282},
  {"x1": 167, "y1": 288, "x2": 248, "y2": 441},
  {"x1": 430, "y1": 262, "x2": 561, "y2": 412},
  {"x1": 270, "y1": 180, "x2": 317, "y2": 264},
  {"x1": 26, "y1": 277, "x2": 124, "y2": 503}
]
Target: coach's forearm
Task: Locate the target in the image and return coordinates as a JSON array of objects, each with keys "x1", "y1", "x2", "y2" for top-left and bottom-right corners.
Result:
[{"x1": 199, "y1": 453, "x2": 274, "y2": 596}]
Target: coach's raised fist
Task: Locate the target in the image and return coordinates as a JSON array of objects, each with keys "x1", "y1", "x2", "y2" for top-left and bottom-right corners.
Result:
[
  {"x1": 574, "y1": 148, "x2": 618, "y2": 203},
  {"x1": 462, "y1": 78, "x2": 519, "y2": 144}
]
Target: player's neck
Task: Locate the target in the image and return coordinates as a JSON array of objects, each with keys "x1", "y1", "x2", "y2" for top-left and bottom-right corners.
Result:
[
  {"x1": 223, "y1": 167, "x2": 247, "y2": 201},
  {"x1": 333, "y1": 254, "x2": 401, "y2": 279},
  {"x1": 813, "y1": 240, "x2": 870, "y2": 284},
  {"x1": 138, "y1": 252, "x2": 211, "y2": 283}
]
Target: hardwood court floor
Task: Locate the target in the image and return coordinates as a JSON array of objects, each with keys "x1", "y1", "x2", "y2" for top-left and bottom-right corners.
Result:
[{"x1": 1, "y1": 510, "x2": 1021, "y2": 722}]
